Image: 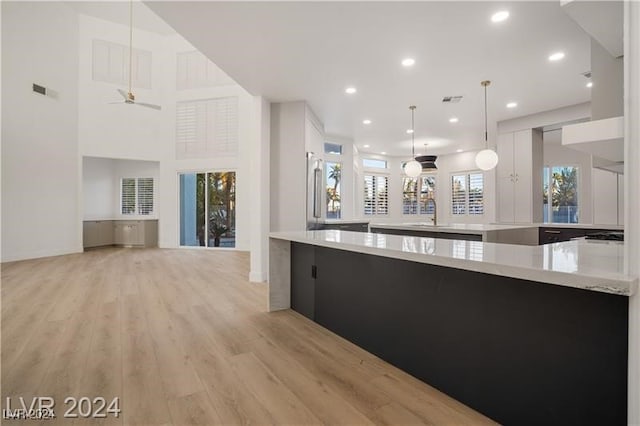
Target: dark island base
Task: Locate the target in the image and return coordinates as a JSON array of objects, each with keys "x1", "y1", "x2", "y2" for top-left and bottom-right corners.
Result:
[{"x1": 291, "y1": 242, "x2": 628, "y2": 425}]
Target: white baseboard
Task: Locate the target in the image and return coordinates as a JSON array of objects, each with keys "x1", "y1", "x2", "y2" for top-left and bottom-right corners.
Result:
[{"x1": 1, "y1": 245, "x2": 83, "y2": 263}]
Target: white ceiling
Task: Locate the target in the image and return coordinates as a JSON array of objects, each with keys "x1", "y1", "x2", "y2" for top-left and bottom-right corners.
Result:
[
  {"x1": 66, "y1": 1, "x2": 176, "y2": 35},
  {"x1": 141, "y1": 1, "x2": 594, "y2": 157}
]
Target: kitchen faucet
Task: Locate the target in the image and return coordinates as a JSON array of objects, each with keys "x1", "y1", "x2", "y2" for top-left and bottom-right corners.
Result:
[{"x1": 426, "y1": 197, "x2": 437, "y2": 226}]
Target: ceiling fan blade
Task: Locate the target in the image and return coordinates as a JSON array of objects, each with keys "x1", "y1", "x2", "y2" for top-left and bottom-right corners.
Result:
[
  {"x1": 135, "y1": 102, "x2": 162, "y2": 110},
  {"x1": 116, "y1": 88, "x2": 128, "y2": 100},
  {"x1": 108, "y1": 101, "x2": 124, "y2": 104}
]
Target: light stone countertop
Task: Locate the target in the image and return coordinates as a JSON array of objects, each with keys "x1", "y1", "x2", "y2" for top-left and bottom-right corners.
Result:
[
  {"x1": 369, "y1": 222, "x2": 535, "y2": 234},
  {"x1": 270, "y1": 230, "x2": 637, "y2": 296}
]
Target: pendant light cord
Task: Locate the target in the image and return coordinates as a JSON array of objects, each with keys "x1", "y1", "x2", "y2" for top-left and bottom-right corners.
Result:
[
  {"x1": 410, "y1": 105, "x2": 416, "y2": 158},
  {"x1": 484, "y1": 83, "x2": 488, "y2": 148},
  {"x1": 482, "y1": 81, "x2": 490, "y2": 149},
  {"x1": 128, "y1": 0, "x2": 133, "y2": 95}
]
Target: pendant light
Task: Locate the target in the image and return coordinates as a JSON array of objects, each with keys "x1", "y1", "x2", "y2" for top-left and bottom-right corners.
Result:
[
  {"x1": 404, "y1": 105, "x2": 423, "y2": 178},
  {"x1": 475, "y1": 80, "x2": 499, "y2": 171},
  {"x1": 416, "y1": 144, "x2": 437, "y2": 170}
]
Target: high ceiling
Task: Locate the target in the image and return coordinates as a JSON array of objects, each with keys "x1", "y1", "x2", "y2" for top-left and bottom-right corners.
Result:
[
  {"x1": 66, "y1": 1, "x2": 176, "y2": 35},
  {"x1": 142, "y1": 1, "x2": 594, "y2": 157}
]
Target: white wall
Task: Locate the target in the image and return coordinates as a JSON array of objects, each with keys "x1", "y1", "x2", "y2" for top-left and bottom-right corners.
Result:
[
  {"x1": 249, "y1": 97, "x2": 270, "y2": 282},
  {"x1": 78, "y1": 14, "x2": 167, "y2": 161},
  {"x1": 1, "y1": 6, "x2": 267, "y2": 275},
  {"x1": 83, "y1": 157, "x2": 115, "y2": 219},
  {"x1": 625, "y1": 1, "x2": 640, "y2": 420},
  {"x1": 1, "y1": 2, "x2": 81, "y2": 262},
  {"x1": 76, "y1": 14, "x2": 260, "y2": 255},
  {"x1": 270, "y1": 101, "x2": 307, "y2": 232}
]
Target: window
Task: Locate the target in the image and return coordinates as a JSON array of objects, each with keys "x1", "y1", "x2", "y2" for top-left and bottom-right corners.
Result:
[
  {"x1": 543, "y1": 166, "x2": 579, "y2": 223},
  {"x1": 364, "y1": 175, "x2": 388, "y2": 215},
  {"x1": 121, "y1": 178, "x2": 154, "y2": 215},
  {"x1": 176, "y1": 51, "x2": 235, "y2": 90},
  {"x1": 179, "y1": 172, "x2": 236, "y2": 248},
  {"x1": 324, "y1": 142, "x2": 342, "y2": 155},
  {"x1": 363, "y1": 158, "x2": 387, "y2": 169},
  {"x1": 92, "y1": 39, "x2": 152, "y2": 89},
  {"x1": 451, "y1": 173, "x2": 484, "y2": 216},
  {"x1": 325, "y1": 162, "x2": 342, "y2": 219},
  {"x1": 176, "y1": 97, "x2": 238, "y2": 159},
  {"x1": 403, "y1": 176, "x2": 436, "y2": 215}
]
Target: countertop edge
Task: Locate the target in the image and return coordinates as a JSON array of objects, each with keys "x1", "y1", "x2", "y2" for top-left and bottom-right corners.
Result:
[{"x1": 270, "y1": 232, "x2": 637, "y2": 296}]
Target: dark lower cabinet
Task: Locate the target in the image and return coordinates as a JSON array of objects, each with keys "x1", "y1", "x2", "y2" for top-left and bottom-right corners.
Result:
[
  {"x1": 539, "y1": 227, "x2": 622, "y2": 244},
  {"x1": 308, "y1": 222, "x2": 370, "y2": 232},
  {"x1": 290, "y1": 243, "x2": 315, "y2": 320},
  {"x1": 370, "y1": 227, "x2": 482, "y2": 241},
  {"x1": 291, "y1": 242, "x2": 628, "y2": 425}
]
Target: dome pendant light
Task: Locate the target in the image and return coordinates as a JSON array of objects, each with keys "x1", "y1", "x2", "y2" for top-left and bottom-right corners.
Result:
[
  {"x1": 404, "y1": 105, "x2": 423, "y2": 178},
  {"x1": 475, "y1": 80, "x2": 499, "y2": 171}
]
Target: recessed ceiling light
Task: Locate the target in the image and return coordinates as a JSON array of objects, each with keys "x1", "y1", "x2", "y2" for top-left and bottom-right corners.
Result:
[
  {"x1": 363, "y1": 144, "x2": 370, "y2": 148},
  {"x1": 456, "y1": 149, "x2": 464, "y2": 153},
  {"x1": 491, "y1": 11, "x2": 509, "y2": 23},
  {"x1": 449, "y1": 117, "x2": 459, "y2": 123},
  {"x1": 381, "y1": 151, "x2": 387, "y2": 155},
  {"x1": 363, "y1": 119, "x2": 372, "y2": 125},
  {"x1": 345, "y1": 87, "x2": 357, "y2": 94},
  {"x1": 401, "y1": 58, "x2": 415, "y2": 67},
  {"x1": 548, "y1": 52, "x2": 565, "y2": 62},
  {"x1": 586, "y1": 81, "x2": 593, "y2": 88},
  {"x1": 406, "y1": 129, "x2": 414, "y2": 134},
  {"x1": 506, "y1": 102, "x2": 518, "y2": 108}
]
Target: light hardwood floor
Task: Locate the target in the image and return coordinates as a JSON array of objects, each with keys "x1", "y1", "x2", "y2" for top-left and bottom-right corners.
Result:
[{"x1": 1, "y1": 247, "x2": 496, "y2": 425}]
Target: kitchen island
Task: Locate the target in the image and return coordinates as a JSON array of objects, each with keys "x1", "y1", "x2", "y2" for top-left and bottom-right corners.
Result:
[{"x1": 269, "y1": 230, "x2": 637, "y2": 425}]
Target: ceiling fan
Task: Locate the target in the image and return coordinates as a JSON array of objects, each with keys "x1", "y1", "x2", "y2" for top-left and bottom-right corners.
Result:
[{"x1": 111, "y1": 0, "x2": 161, "y2": 110}]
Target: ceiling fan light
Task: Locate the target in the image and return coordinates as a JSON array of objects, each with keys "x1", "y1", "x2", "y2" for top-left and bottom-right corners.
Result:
[
  {"x1": 404, "y1": 160, "x2": 422, "y2": 178},
  {"x1": 475, "y1": 149, "x2": 499, "y2": 171}
]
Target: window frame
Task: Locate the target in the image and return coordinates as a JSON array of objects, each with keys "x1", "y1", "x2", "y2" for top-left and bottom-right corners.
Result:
[
  {"x1": 542, "y1": 164, "x2": 580, "y2": 224},
  {"x1": 450, "y1": 171, "x2": 485, "y2": 217},
  {"x1": 362, "y1": 158, "x2": 388, "y2": 170},
  {"x1": 120, "y1": 177, "x2": 155, "y2": 216},
  {"x1": 402, "y1": 173, "x2": 437, "y2": 216},
  {"x1": 363, "y1": 173, "x2": 389, "y2": 216}
]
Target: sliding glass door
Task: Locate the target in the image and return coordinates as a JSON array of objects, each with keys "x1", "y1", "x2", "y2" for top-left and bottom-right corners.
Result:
[{"x1": 179, "y1": 171, "x2": 236, "y2": 248}]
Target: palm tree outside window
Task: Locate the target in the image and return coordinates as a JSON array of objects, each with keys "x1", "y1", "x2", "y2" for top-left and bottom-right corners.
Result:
[
  {"x1": 543, "y1": 166, "x2": 579, "y2": 223},
  {"x1": 325, "y1": 162, "x2": 342, "y2": 219}
]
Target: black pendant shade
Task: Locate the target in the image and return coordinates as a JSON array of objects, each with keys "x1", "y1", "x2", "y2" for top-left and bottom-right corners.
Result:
[{"x1": 415, "y1": 155, "x2": 438, "y2": 170}]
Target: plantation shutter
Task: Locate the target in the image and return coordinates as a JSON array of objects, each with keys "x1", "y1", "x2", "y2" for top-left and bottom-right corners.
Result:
[
  {"x1": 402, "y1": 177, "x2": 418, "y2": 215},
  {"x1": 121, "y1": 178, "x2": 136, "y2": 215},
  {"x1": 364, "y1": 175, "x2": 389, "y2": 215},
  {"x1": 137, "y1": 178, "x2": 154, "y2": 215},
  {"x1": 451, "y1": 174, "x2": 467, "y2": 215},
  {"x1": 364, "y1": 175, "x2": 375, "y2": 215},
  {"x1": 375, "y1": 176, "x2": 389, "y2": 215},
  {"x1": 176, "y1": 97, "x2": 238, "y2": 159},
  {"x1": 468, "y1": 173, "x2": 484, "y2": 215},
  {"x1": 421, "y1": 176, "x2": 436, "y2": 215}
]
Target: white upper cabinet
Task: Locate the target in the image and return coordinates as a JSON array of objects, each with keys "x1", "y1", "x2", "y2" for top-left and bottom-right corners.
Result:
[{"x1": 497, "y1": 129, "x2": 543, "y2": 223}]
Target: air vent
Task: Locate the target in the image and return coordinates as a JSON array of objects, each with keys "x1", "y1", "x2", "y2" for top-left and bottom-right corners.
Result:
[
  {"x1": 582, "y1": 71, "x2": 592, "y2": 79},
  {"x1": 442, "y1": 96, "x2": 463, "y2": 103},
  {"x1": 32, "y1": 83, "x2": 46, "y2": 95}
]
